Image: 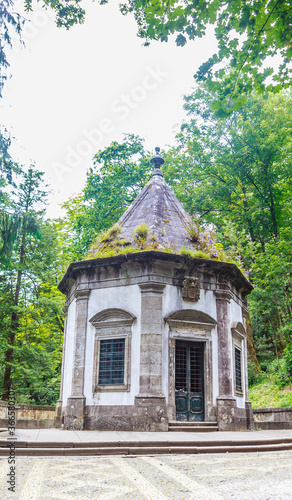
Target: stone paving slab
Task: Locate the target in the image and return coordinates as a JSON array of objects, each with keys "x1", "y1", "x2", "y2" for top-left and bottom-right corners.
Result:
[{"x1": 0, "y1": 450, "x2": 292, "y2": 499}]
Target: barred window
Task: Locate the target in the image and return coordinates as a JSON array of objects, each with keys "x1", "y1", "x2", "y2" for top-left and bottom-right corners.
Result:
[
  {"x1": 99, "y1": 339, "x2": 125, "y2": 385},
  {"x1": 235, "y1": 347, "x2": 242, "y2": 391}
]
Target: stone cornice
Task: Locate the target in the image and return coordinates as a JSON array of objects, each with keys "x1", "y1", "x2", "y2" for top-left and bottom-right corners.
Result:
[
  {"x1": 214, "y1": 290, "x2": 233, "y2": 302},
  {"x1": 139, "y1": 282, "x2": 166, "y2": 295},
  {"x1": 74, "y1": 289, "x2": 91, "y2": 301},
  {"x1": 58, "y1": 251, "x2": 253, "y2": 297}
]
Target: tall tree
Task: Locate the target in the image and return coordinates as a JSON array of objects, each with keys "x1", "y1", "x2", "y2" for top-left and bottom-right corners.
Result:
[
  {"x1": 163, "y1": 89, "x2": 292, "y2": 359},
  {"x1": 61, "y1": 134, "x2": 152, "y2": 260},
  {"x1": 164, "y1": 89, "x2": 292, "y2": 251},
  {"x1": 0, "y1": 166, "x2": 58, "y2": 400}
]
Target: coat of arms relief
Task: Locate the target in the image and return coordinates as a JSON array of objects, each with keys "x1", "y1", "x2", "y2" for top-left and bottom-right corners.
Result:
[{"x1": 182, "y1": 276, "x2": 200, "y2": 302}]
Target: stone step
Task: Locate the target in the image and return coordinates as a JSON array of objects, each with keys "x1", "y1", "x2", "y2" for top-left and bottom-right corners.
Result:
[
  {"x1": 168, "y1": 425, "x2": 219, "y2": 432},
  {"x1": 1, "y1": 437, "x2": 292, "y2": 450},
  {"x1": 169, "y1": 421, "x2": 218, "y2": 426},
  {"x1": 1, "y1": 442, "x2": 292, "y2": 457},
  {"x1": 168, "y1": 421, "x2": 218, "y2": 432}
]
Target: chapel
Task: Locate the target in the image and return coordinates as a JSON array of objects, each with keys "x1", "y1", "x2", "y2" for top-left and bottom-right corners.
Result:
[{"x1": 56, "y1": 149, "x2": 253, "y2": 431}]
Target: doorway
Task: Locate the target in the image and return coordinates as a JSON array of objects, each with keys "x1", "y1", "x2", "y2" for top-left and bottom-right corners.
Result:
[{"x1": 175, "y1": 340, "x2": 204, "y2": 421}]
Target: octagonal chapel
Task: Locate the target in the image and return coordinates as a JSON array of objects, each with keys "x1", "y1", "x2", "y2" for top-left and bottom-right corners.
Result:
[{"x1": 56, "y1": 150, "x2": 253, "y2": 431}]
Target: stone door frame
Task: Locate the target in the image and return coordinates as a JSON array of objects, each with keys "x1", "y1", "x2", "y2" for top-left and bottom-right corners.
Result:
[{"x1": 165, "y1": 309, "x2": 216, "y2": 422}]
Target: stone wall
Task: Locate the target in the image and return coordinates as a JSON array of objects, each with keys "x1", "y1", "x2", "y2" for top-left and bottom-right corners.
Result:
[
  {"x1": 0, "y1": 401, "x2": 56, "y2": 429},
  {"x1": 253, "y1": 407, "x2": 292, "y2": 430}
]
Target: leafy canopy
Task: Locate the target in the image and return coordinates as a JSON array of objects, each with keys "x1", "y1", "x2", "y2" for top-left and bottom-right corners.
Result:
[{"x1": 111, "y1": 0, "x2": 292, "y2": 114}]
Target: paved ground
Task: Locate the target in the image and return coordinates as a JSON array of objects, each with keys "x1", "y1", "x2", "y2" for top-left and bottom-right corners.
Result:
[
  {"x1": 0, "y1": 450, "x2": 292, "y2": 500},
  {"x1": 1, "y1": 428, "x2": 292, "y2": 443}
]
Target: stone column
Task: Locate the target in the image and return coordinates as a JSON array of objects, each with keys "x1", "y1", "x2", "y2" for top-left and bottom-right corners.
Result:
[
  {"x1": 214, "y1": 289, "x2": 236, "y2": 430},
  {"x1": 242, "y1": 305, "x2": 254, "y2": 430},
  {"x1": 64, "y1": 288, "x2": 90, "y2": 430},
  {"x1": 55, "y1": 305, "x2": 68, "y2": 428},
  {"x1": 134, "y1": 282, "x2": 168, "y2": 431}
]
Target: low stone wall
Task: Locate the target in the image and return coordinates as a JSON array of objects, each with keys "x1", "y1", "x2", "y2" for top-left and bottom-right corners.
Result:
[
  {"x1": 253, "y1": 407, "x2": 292, "y2": 430},
  {"x1": 0, "y1": 401, "x2": 56, "y2": 429}
]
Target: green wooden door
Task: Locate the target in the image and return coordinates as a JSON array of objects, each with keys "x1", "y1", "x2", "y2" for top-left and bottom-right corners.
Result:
[{"x1": 175, "y1": 340, "x2": 204, "y2": 421}]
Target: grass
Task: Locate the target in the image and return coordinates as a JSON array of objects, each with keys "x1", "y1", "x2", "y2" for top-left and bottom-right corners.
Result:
[{"x1": 249, "y1": 373, "x2": 292, "y2": 408}]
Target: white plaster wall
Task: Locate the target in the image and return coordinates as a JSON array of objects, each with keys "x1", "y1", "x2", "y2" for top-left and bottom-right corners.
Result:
[
  {"x1": 84, "y1": 284, "x2": 141, "y2": 406},
  {"x1": 62, "y1": 299, "x2": 76, "y2": 406}
]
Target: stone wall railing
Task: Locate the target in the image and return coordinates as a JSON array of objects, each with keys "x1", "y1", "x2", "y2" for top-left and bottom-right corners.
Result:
[
  {"x1": 253, "y1": 406, "x2": 292, "y2": 430},
  {"x1": 0, "y1": 401, "x2": 56, "y2": 429}
]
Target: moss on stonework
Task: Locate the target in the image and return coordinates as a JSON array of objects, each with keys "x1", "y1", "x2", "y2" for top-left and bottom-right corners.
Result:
[{"x1": 85, "y1": 220, "x2": 248, "y2": 278}]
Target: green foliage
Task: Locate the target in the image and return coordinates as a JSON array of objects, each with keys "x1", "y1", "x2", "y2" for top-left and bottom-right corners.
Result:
[
  {"x1": 61, "y1": 134, "x2": 152, "y2": 261},
  {"x1": 133, "y1": 222, "x2": 150, "y2": 248},
  {"x1": 163, "y1": 89, "x2": 292, "y2": 364},
  {"x1": 115, "y1": 0, "x2": 292, "y2": 115},
  {"x1": 0, "y1": 164, "x2": 65, "y2": 403},
  {"x1": 249, "y1": 357, "x2": 292, "y2": 408},
  {"x1": 0, "y1": 0, "x2": 23, "y2": 97},
  {"x1": 249, "y1": 375, "x2": 292, "y2": 409},
  {"x1": 23, "y1": 0, "x2": 85, "y2": 28},
  {"x1": 281, "y1": 344, "x2": 292, "y2": 385}
]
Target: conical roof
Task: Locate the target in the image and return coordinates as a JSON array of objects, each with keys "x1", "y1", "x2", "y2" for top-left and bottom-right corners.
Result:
[{"x1": 118, "y1": 166, "x2": 193, "y2": 251}]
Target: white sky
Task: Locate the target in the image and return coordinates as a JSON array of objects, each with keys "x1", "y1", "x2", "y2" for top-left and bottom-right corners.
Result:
[{"x1": 1, "y1": 0, "x2": 216, "y2": 218}]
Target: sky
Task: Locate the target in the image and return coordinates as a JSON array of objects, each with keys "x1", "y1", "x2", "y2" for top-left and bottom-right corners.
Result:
[{"x1": 1, "y1": 0, "x2": 216, "y2": 218}]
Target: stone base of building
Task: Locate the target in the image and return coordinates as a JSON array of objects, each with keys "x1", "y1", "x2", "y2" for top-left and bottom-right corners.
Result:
[
  {"x1": 62, "y1": 397, "x2": 253, "y2": 431},
  {"x1": 83, "y1": 395, "x2": 169, "y2": 431},
  {"x1": 216, "y1": 396, "x2": 254, "y2": 431},
  {"x1": 64, "y1": 396, "x2": 85, "y2": 430}
]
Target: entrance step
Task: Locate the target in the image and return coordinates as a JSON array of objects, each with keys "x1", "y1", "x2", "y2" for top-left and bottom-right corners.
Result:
[
  {"x1": 168, "y1": 421, "x2": 218, "y2": 432},
  {"x1": 1, "y1": 438, "x2": 292, "y2": 456}
]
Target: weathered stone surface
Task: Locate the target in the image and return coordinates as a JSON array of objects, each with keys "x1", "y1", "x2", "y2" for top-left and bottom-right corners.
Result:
[
  {"x1": 117, "y1": 169, "x2": 193, "y2": 251},
  {"x1": 57, "y1": 164, "x2": 254, "y2": 433},
  {"x1": 253, "y1": 407, "x2": 292, "y2": 430},
  {"x1": 64, "y1": 396, "x2": 85, "y2": 430},
  {"x1": 0, "y1": 401, "x2": 55, "y2": 429}
]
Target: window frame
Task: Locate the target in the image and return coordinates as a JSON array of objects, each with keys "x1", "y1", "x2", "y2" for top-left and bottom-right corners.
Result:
[
  {"x1": 234, "y1": 346, "x2": 242, "y2": 393},
  {"x1": 98, "y1": 338, "x2": 126, "y2": 386},
  {"x1": 231, "y1": 324, "x2": 245, "y2": 397},
  {"x1": 89, "y1": 308, "x2": 135, "y2": 393}
]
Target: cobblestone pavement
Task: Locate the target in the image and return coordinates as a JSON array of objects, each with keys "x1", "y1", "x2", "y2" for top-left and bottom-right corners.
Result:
[{"x1": 0, "y1": 451, "x2": 292, "y2": 500}]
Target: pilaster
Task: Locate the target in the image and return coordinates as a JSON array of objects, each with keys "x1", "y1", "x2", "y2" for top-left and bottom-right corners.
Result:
[
  {"x1": 134, "y1": 282, "x2": 168, "y2": 431},
  {"x1": 55, "y1": 304, "x2": 68, "y2": 428},
  {"x1": 214, "y1": 289, "x2": 236, "y2": 430},
  {"x1": 64, "y1": 288, "x2": 90, "y2": 430},
  {"x1": 137, "y1": 282, "x2": 165, "y2": 395}
]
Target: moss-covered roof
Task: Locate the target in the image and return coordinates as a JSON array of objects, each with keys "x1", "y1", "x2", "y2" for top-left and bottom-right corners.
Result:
[
  {"x1": 87, "y1": 167, "x2": 222, "y2": 260},
  {"x1": 117, "y1": 168, "x2": 193, "y2": 251}
]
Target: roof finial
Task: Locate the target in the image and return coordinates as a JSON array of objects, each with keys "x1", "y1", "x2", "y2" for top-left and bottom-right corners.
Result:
[{"x1": 150, "y1": 146, "x2": 164, "y2": 172}]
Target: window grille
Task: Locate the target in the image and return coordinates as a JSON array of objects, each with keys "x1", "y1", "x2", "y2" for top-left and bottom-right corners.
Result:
[
  {"x1": 99, "y1": 339, "x2": 125, "y2": 385},
  {"x1": 235, "y1": 347, "x2": 242, "y2": 391}
]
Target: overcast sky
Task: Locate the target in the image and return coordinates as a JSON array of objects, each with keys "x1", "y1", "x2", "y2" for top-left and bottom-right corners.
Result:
[{"x1": 1, "y1": 0, "x2": 216, "y2": 218}]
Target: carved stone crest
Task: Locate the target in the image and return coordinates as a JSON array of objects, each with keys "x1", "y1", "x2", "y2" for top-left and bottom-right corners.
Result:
[{"x1": 182, "y1": 276, "x2": 200, "y2": 302}]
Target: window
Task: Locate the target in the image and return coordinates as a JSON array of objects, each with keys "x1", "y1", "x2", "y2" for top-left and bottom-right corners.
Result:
[
  {"x1": 235, "y1": 347, "x2": 242, "y2": 392},
  {"x1": 99, "y1": 339, "x2": 125, "y2": 385},
  {"x1": 89, "y1": 308, "x2": 136, "y2": 392},
  {"x1": 231, "y1": 321, "x2": 245, "y2": 397}
]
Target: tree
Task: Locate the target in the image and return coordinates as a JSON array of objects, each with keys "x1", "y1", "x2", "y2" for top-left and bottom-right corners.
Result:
[
  {"x1": 61, "y1": 134, "x2": 152, "y2": 260},
  {"x1": 0, "y1": 166, "x2": 65, "y2": 401},
  {"x1": 164, "y1": 89, "x2": 292, "y2": 251},
  {"x1": 163, "y1": 88, "x2": 292, "y2": 359},
  {"x1": 0, "y1": 0, "x2": 23, "y2": 97},
  {"x1": 116, "y1": 0, "x2": 292, "y2": 115}
]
